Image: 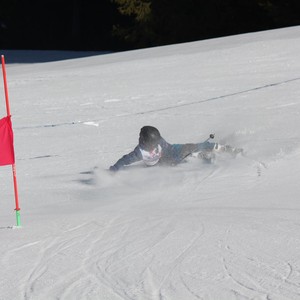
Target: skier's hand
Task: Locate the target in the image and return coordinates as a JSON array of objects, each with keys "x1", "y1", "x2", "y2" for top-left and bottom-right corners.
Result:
[{"x1": 109, "y1": 165, "x2": 118, "y2": 172}]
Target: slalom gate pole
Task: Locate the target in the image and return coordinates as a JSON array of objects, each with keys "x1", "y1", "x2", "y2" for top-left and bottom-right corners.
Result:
[{"x1": 1, "y1": 55, "x2": 21, "y2": 227}]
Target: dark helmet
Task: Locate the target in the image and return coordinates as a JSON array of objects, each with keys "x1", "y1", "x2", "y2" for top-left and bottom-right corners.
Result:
[{"x1": 139, "y1": 126, "x2": 161, "y2": 151}]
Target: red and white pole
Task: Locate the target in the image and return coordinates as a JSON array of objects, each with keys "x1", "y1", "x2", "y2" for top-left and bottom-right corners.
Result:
[{"x1": 1, "y1": 55, "x2": 21, "y2": 227}]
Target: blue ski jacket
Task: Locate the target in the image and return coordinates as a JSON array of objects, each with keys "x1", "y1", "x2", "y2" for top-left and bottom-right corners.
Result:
[{"x1": 110, "y1": 137, "x2": 215, "y2": 171}]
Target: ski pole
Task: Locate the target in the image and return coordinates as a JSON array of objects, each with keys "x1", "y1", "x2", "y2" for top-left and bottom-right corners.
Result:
[{"x1": 205, "y1": 133, "x2": 215, "y2": 142}]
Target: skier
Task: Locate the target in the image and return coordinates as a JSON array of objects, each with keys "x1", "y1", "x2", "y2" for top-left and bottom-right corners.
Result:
[{"x1": 109, "y1": 126, "x2": 241, "y2": 172}]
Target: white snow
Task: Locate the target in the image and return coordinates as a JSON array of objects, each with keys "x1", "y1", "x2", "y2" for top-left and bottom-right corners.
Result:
[{"x1": 1, "y1": 26, "x2": 300, "y2": 300}]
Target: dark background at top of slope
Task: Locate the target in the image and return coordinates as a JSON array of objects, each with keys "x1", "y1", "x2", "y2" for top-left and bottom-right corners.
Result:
[{"x1": 0, "y1": 0, "x2": 300, "y2": 55}]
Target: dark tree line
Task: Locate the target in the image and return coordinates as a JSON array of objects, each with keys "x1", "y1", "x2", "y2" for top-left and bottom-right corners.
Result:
[
  {"x1": 0, "y1": 0, "x2": 116, "y2": 50},
  {"x1": 0, "y1": 0, "x2": 300, "y2": 51}
]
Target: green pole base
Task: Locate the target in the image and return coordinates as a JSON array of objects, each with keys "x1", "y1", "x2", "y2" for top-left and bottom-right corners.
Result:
[{"x1": 15, "y1": 210, "x2": 21, "y2": 227}]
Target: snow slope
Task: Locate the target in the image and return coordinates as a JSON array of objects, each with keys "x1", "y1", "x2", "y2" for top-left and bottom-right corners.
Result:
[{"x1": 1, "y1": 26, "x2": 300, "y2": 300}]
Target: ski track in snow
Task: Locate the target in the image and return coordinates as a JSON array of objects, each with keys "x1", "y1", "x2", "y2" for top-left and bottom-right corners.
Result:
[
  {"x1": 4, "y1": 156, "x2": 300, "y2": 300},
  {"x1": 11, "y1": 75, "x2": 300, "y2": 131},
  {"x1": 220, "y1": 225, "x2": 300, "y2": 300},
  {"x1": 2, "y1": 199, "x2": 300, "y2": 299}
]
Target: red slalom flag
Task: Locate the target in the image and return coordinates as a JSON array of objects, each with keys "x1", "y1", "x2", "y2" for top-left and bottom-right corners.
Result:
[{"x1": 0, "y1": 115, "x2": 15, "y2": 166}]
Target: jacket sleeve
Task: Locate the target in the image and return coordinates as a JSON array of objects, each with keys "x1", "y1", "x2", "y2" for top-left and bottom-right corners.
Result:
[{"x1": 110, "y1": 146, "x2": 142, "y2": 171}]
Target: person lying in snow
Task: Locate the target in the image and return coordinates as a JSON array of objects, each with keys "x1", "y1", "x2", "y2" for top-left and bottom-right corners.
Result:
[{"x1": 109, "y1": 126, "x2": 241, "y2": 172}]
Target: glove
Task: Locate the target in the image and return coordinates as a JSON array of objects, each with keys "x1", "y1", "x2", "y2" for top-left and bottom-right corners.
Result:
[
  {"x1": 109, "y1": 165, "x2": 118, "y2": 172},
  {"x1": 213, "y1": 143, "x2": 226, "y2": 152}
]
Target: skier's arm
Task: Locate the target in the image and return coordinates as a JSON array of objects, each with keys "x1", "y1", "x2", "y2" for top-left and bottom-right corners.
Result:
[
  {"x1": 109, "y1": 146, "x2": 142, "y2": 172},
  {"x1": 196, "y1": 141, "x2": 216, "y2": 151},
  {"x1": 198, "y1": 141, "x2": 243, "y2": 155}
]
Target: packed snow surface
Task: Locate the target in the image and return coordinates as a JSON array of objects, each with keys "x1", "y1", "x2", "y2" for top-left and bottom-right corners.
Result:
[{"x1": 1, "y1": 26, "x2": 300, "y2": 300}]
